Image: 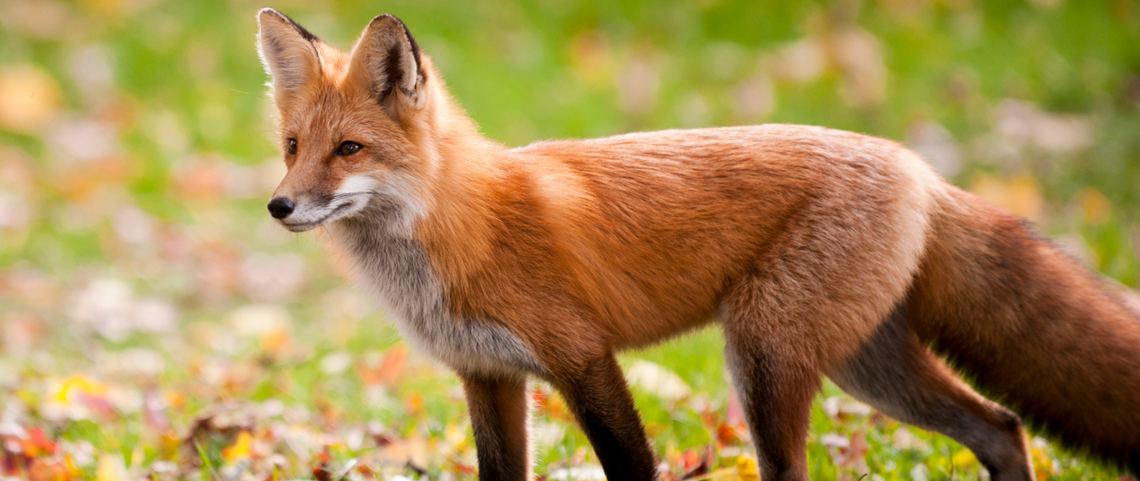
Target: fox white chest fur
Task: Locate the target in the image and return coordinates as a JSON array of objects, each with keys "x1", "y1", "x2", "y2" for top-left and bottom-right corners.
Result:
[{"x1": 324, "y1": 190, "x2": 541, "y2": 377}]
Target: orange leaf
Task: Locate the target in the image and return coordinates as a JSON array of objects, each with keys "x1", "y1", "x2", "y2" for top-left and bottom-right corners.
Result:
[
  {"x1": 375, "y1": 344, "x2": 407, "y2": 386},
  {"x1": 221, "y1": 431, "x2": 252, "y2": 463},
  {"x1": 22, "y1": 428, "x2": 56, "y2": 457},
  {"x1": 715, "y1": 422, "x2": 744, "y2": 447}
]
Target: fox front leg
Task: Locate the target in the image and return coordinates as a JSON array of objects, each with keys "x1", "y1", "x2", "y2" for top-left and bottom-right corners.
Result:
[
  {"x1": 461, "y1": 372, "x2": 532, "y2": 481},
  {"x1": 549, "y1": 351, "x2": 659, "y2": 481}
]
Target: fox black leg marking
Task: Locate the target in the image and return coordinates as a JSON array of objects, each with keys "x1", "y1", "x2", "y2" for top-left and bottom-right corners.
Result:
[{"x1": 550, "y1": 352, "x2": 657, "y2": 481}]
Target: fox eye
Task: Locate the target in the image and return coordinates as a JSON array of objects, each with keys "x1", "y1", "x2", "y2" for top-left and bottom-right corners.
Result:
[
  {"x1": 337, "y1": 141, "x2": 362, "y2": 156},
  {"x1": 287, "y1": 138, "x2": 298, "y2": 155}
]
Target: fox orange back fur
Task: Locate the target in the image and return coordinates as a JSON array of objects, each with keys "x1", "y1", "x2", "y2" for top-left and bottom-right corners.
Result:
[{"x1": 257, "y1": 9, "x2": 1140, "y2": 481}]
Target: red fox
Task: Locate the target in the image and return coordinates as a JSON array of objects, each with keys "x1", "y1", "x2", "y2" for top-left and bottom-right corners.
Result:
[{"x1": 257, "y1": 8, "x2": 1140, "y2": 481}]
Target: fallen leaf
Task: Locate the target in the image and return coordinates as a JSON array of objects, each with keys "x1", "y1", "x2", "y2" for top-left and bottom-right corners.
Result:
[
  {"x1": 221, "y1": 431, "x2": 252, "y2": 463},
  {"x1": 1079, "y1": 188, "x2": 1112, "y2": 225},
  {"x1": 94, "y1": 453, "x2": 126, "y2": 481},
  {"x1": 951, "y1": 448, "x2": 978, "y2": 471},
  {"x1": 970, "y1": 173, "x2": 1045, "y2": 222},
  {"x1": 0, "y1": 65, "x2": 61, "y2": 133},
  {"x1": 54, "y1": 375, "x2": 107, "y2": 404}
]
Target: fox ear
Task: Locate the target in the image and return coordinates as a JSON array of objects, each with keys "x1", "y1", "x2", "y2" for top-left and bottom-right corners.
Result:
[
  {"x1": 349, "y1": 14, "x2": 426, "y2": 113},
  {"x1": 257, "y1": 8, "x2": 321, "y2": 104}
]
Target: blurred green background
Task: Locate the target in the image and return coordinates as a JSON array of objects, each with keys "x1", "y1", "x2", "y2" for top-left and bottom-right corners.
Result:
[{"x1": 1, "y1": 0, "x2": 1138, "y2": 479}]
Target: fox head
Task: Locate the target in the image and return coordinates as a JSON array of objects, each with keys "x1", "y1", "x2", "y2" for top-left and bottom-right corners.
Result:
[{"x1": 258, "y1": 8, "x2": 443, "y2": 232}]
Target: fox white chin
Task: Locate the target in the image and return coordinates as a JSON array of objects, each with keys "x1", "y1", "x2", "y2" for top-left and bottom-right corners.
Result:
[
  {"x1": 278, "y1": 198, "x2": 370, "y2": 232},
  {"x1": 274, "y1": 174, "x2": 386, "y2": 232}
]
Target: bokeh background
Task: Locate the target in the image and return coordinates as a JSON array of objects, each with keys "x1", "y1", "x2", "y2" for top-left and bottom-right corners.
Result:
[{"x1": 1, "y1": 0, "x2": 1138, "y2": 479}]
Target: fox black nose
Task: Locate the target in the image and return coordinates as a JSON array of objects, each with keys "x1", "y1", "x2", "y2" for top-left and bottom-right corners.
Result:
[{"x1": 268, "y1": 197, "x2": 295, "y2": 219}]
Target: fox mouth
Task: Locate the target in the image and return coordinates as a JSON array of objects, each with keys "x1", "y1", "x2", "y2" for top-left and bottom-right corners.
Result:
[
  {"x1": 272, "y1": 177, "x2": 390, "y2": 232},
  {"x1": 278, "y1": 202, "x2": 357, "y2": 232}
]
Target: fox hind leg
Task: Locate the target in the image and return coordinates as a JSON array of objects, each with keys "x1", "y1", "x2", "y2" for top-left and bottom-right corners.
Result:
[
  {"x1": 723, "y1": 332, "x2": 819, "y2": 481},
  {"x1": 827, "y1": 304, "x2": 1034, "y2": 481},
  {"x1": 721, "y1": 290, "x2": 821, "y2": 480}
]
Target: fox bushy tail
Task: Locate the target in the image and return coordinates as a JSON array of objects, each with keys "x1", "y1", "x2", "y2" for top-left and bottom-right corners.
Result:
[{"x1": 909, "y1": 187, "x2": 1140, "y2": 473}]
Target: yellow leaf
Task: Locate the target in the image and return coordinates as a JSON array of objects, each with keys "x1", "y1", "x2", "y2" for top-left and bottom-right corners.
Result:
[
  {"x1": 951, "y1": 449, "x2": 978, "y2": 470},
  {"x1": 65, "y1": 454, "x2": 81, "y2": 478},
  {"x1": 55, "y1": 374, "x2": 107, "y2": 403},
  {"x1": 222, "y1": 431, "x2": 253, "y2": 463},
  {"x1": 445, "y1": 423, "x2": 467, "y2": 448},
  {"x1": 970, "y1": 173, "x2": 1044, "y2": 222},
  {"x1": 1031, "y1": 446, "x2": 1056, "y2": 479},
  {"x1": 736, "y1": 455, "x2": 760, "y2": 481},
  {"x1": 1079, "y1": 188, "x2": 1111, "y2": 225},
  {"x1": 0, "y1": 65, "x2": 61, "y2": 133},
  {"x1": 160, "y1": 432, "x2": 181, "y2": 459},
  {"x1": 95, "y1": 454, "x2": 126, "y2": 481},
  {"x1": 709, "y1": 467, "x2": 742, "y2": 481},
  {"x1": 695, "y1": 456, "x2": 760, "y2": 481}
]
